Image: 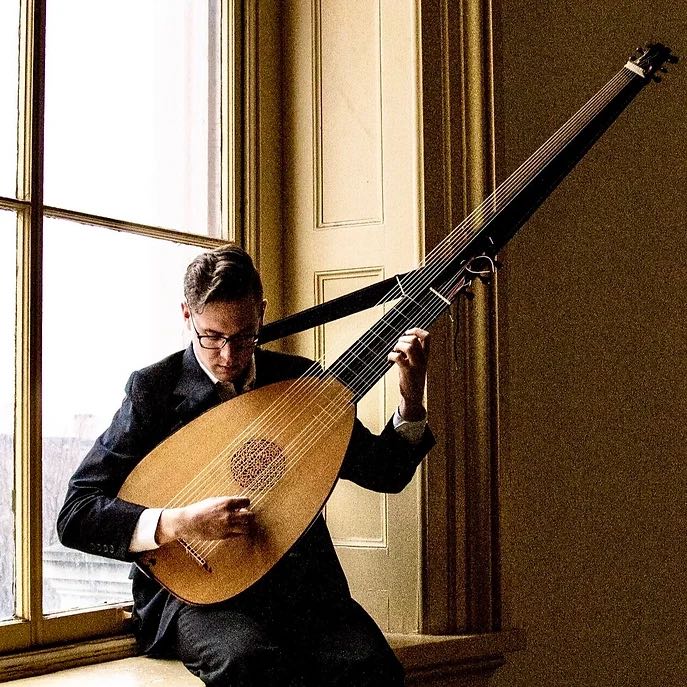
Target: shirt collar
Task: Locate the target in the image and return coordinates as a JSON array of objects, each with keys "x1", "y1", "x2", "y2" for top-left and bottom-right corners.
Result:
[{"x1": 192, "y1": 346, "x2": 256, "y2": 396}]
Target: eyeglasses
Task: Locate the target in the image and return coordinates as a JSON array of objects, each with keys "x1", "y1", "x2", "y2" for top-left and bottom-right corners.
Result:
[{"x1": 189, "y1": 312, "x2": 259, "y2": 351}]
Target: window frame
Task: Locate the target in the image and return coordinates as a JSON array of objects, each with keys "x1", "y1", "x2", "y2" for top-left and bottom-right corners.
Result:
[{"x1": 0, "y1": 0, "x2": 243, "y2": 657}]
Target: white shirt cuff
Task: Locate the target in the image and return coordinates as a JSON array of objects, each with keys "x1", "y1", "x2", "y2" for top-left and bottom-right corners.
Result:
[
  {"x1": 129, "y1": 508, "x2": 163, "y2": 553},
  {"x1": 392, "y1": 406, "x2": 427, "y2": 445}
]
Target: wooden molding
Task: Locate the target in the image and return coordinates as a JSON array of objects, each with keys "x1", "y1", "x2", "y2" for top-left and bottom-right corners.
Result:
[{"x1": 420, "y1": 0, "x2": 501, "y2": 635}]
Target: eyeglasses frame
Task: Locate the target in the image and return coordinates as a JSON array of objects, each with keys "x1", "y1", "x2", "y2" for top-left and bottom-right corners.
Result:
[{"x1": 188, "y1": 310, "x2": 260, "y2": 351}]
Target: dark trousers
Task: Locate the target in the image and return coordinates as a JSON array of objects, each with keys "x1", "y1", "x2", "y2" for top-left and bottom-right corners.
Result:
[{"x1": 173, "y1": 597, "x2": 404, "y2": 687}]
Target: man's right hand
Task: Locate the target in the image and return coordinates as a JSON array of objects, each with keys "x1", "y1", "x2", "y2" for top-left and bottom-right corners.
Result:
[{"x1": 155, "y1": 496, "x2": 254, "y2": 545}]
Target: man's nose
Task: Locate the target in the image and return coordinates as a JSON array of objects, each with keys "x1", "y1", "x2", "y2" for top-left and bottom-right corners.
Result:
[{"x1": 219, "y1": 342, "x2": 234, "y2": 361}]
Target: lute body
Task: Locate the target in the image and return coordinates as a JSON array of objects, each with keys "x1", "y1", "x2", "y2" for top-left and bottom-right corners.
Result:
[{"x1": 118, "y1": 377, "x2": 355, "y2": 605}]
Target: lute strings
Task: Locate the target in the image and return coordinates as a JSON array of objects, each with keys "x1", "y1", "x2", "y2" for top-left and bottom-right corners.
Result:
[{"x1": 164, "y1": 65, "x2": 638, "y2": 562}]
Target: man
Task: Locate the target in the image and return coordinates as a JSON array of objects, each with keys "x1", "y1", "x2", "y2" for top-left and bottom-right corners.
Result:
[{"x1": 58, "y1": 245, "x2": 434, "y2": 686}]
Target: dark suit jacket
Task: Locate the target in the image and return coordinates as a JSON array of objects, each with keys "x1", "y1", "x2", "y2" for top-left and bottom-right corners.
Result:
[{"x1": 57, "y1": 346, "x2": 434, "y2": 654}]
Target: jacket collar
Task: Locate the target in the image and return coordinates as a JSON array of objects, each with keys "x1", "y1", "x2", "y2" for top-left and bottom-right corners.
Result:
[
  {"x1": 171, "y1": 345, "x2": 279, "y2": 421},
  {"x1": 171, "y1": 345, "x2": 218, "y2": 421},
  {"x1": 171, "y1": 345, "x2": 273, "y2": 420}
]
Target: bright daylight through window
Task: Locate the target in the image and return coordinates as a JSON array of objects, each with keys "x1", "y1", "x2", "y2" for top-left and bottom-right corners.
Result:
[
  {"x1": 1, "y1": 0, "x2": 223, "y2": 634},
  {"x1": 44, "y1": 1, "x2": 220, "y2": 234},
  {"x1": 0, "y1": 213, "x2": 16, "y2": 622},
  {"x1": 41, "y1": 221, "x2": 201, "y2": 614}
]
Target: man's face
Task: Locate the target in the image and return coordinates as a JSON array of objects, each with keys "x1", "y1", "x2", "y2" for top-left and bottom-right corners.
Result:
[{"x1": 182, "y1": 297, "x2": 266, "y2": 384}]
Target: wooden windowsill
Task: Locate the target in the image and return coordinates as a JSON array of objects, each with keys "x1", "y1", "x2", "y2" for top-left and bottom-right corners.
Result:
[
  {"x1": 389, "y1": 630, "x2": 526, "y2": 683},
  {"x1": 0, "y1": 629, "x2": 525, "y2": 684},
  {"x1": 0, "y1": 636, "x2": 138, "y2": 683}
]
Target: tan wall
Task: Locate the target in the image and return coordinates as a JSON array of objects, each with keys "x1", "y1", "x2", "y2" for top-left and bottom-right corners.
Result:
[
  {"x1": 279, "y1": 0, "x2": 427, "y2": 633},
  {"x1": 492, "y1": 4, "x2": 687, "y2": 686}
]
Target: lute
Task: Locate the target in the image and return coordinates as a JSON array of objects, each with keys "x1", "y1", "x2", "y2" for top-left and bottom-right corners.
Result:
[{"x1": 119, "y1": 44, "x2": 677, "y2": 605}]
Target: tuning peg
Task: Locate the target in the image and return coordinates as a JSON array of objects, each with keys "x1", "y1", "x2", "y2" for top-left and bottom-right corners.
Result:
[
  {"x1": 652, "y1": 74, "x2": 662, "y2": 82},
  {"x1": 659, "y1": 66, "x2": 668, "y2": 73},
  {"x1": 668, "y1": 54, "x2": 679, "y2": 63}
]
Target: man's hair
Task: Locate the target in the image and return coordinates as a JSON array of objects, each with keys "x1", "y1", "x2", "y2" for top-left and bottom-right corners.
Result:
[{"x1": 184, "y1": 245, "x2": 263, "y2": 312}]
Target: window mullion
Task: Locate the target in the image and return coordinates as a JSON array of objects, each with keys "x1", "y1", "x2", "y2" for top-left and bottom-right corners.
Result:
[
  {"x1": 221, "y1": 0, "x2": 241, "y2": 243},
  {"x1": 15, "y1": 0, "x2": 46, "y2": 645}
]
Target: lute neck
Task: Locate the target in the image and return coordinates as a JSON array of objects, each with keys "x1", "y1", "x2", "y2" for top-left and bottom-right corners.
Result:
[{"x1": 325, "y1": 46, "x2": 674, "y2": 403}]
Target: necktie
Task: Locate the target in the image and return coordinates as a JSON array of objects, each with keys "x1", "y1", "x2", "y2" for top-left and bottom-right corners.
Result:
[{"x1": 215, "y1": 381, "x2": 236, "y2": 402}]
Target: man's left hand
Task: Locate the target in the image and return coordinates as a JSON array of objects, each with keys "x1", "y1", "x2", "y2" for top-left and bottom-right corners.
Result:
[{"x1": 387, "y1": 327, "x2": 430, "y2": 421}]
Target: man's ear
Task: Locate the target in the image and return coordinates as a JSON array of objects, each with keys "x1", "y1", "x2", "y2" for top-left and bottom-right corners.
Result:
[{"x1": 181, "y1": 301, "x2": 191, "y2": 323}]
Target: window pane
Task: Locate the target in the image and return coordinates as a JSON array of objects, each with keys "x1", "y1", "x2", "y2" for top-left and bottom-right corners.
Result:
[
  {"x1": 0, "y1": 212, "x2": 16, "y2": 621},
  {"x1": 0, "y1": 2, "x2": 20, "y2": 197},
  {"x1": 42, "y1": 218, "x2": 201, "y2": 614},
  {"x1": 44, "y1": 1, "x2": 220, "y2": 235}
]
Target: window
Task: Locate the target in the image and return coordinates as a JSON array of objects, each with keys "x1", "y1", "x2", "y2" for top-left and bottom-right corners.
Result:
[
  {"x1": 44, "y1": 1, "x2": 221, "y2": 234},
  {"x1": 1, "y1": 0, "x2": 237, "y2": 655},
  {"x1": 0, "y1": 212, "x2": 17, "y2": 623},
  {"x1": 41, "y1": 221, "x2": 200, "y2": 615}
]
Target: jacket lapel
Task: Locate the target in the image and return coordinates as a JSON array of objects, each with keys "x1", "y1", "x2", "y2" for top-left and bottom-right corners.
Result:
[
  {"x1": 170, "y1": 347, "x2": 282, "y2": 431},
  {"x1": 170, "y1": 345, "x2": 218, "y2": 430}
]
